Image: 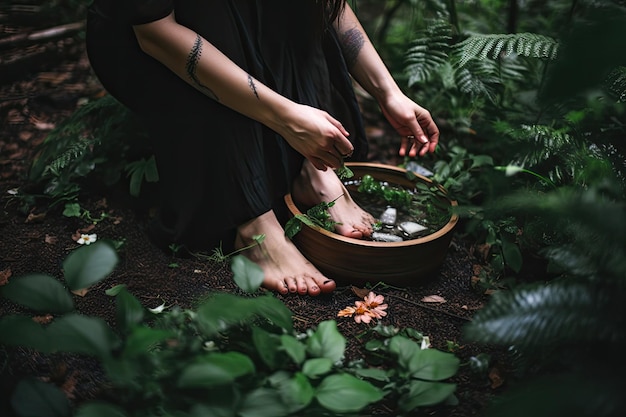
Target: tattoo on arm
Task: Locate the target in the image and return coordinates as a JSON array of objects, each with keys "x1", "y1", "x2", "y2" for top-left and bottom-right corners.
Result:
[
  {"x1": 186, "y1": 33, "x2": 219, "y2": 101},
  {"x1": 248, "y1": 74, "x2": 259, "y2": 99},
  {"x1": 339, "y1": 28, "x2": 364, "y2": 70}
]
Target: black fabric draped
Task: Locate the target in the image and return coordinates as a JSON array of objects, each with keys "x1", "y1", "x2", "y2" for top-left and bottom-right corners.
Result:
[{"x1": 86, "y1": 0, "x2": 368, "y2": 252}]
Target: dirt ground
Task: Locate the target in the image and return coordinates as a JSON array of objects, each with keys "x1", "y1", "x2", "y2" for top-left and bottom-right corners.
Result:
[{"x1": 0, "y1": 28, "x2": 508, "y2": 417}]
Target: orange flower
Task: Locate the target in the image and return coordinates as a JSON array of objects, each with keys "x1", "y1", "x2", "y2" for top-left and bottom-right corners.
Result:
[
  {"x1": 337, "y1": 306, "x2": 356, "y2": 317},
  {"x1": 337, "y1": 291, "x2": 387, "y2": 324},
  {"x1": 363, "y1": 291, "x2": 388, "y2": 319}
]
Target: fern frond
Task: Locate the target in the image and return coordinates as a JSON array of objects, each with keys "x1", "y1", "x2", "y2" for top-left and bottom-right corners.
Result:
[
  {"x1": 46, "y1": 135, "x2": 96, "y2": 177},
  {"x1": 463, "y1": 282, "x2": 626, "y2": 350},
  {"x1": 502, "y1": 124, "x2": 573, "y2": 166},
  {"x1": 606, "y1": 66, "x2": 626, "y2": 102},
  {"x1": 455, "y1": 33, "x2": 559, "y2": 67},
  {"x1": 454, "y1": 60, "x2": 501, "y2": 103},
  {"x1": 404, "y1": 19, "x2": 453, "y2": 86}
]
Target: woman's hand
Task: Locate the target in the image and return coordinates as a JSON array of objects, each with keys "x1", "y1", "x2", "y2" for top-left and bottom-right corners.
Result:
[
  {"x1": 274, "y1": 103, "x2": 354, "y2": 171},
  {"x1": 379, "y1": 92, "x2": 439, "y2": 158}
]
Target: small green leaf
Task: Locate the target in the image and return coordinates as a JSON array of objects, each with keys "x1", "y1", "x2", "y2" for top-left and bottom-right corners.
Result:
[
  {"x1": 1, "y1": 274, "x2": 74, "y2": 314},
  {"x1": 353, "y1": 367, "x2": 390, "y2": 382},
  {"x1": 315, "y1": 374, "x2": 383, "y2": 413},
  {"x1": 280, "y1": 334, "x2": 306, "y2": 365},
  {"x1": 63, "y1": 202, "x2": 82, "y2": 218},
  {"x1": 307, "y1": 320, "x2": 346, "y2": 362},
  {"x1": 75, "y1": 402, "x2": 128, "y2": 417},
  {"x1": 178, "y1": 352, "x2": 255, "y2": 388},
  {"x1": 11, "y1": 377, "x2": 71, "y2": 417},
  {"x1": 501, "y1": 237, "x2": 523, "y2": 273},
  {"x1": 115, "y1": 287, "x2": 145, "y2": 332},
  {"x1": 63, "y1": 241, "x2": 119, "y2": 291},
  {"x1": 284, "y1": 217, "x2": 302, "y2": 239},
  {"x1": 252, "y1": 326, "x2": 282, "y2": 369},
  {"x1": 105, "y1": 284, "x2": 126, "y2": 296},
  {"x1": 302, "y1": 357, "x2": 333, "y2": 378},
  {"x1": 231, "y1": 255, "x2": 264, "y2": 293}
]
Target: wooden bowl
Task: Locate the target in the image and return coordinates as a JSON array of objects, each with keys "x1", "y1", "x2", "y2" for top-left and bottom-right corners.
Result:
[{"x1": 284, "y1": 162, "x2": 458, "y2": 286}]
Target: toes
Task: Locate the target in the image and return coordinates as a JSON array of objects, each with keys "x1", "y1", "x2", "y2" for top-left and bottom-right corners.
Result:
[{"x1": 319, "y1": 278, "x2": 336, "y2": 293}]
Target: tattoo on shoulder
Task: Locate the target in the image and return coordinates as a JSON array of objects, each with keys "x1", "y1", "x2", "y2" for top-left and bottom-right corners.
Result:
[
  {"x1": 339, "y1": 28, "x2": 364, "y2": 70},
  {"x1": 248, "y1": 74, "x2": 259, "y2": 99},
  {"x1": 186, "y1": 33, "x2": 219, "y2": 101}
]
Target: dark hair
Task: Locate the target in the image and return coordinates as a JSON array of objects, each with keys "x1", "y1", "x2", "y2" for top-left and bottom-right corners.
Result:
[{"x1": 326, "y1": 0, "x2": 347, "y2": 24}]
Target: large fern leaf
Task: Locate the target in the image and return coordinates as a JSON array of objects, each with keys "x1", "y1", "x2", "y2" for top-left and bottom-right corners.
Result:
[
  {"x1": 463, "y1": 282, "x2": 625, "y2": 349},
  {"x1": 455, "y1": 33, "x2": 559, "y2": 67},
  {"x1": 404, "y1": 19, "x2": 453, "y2": 86}
]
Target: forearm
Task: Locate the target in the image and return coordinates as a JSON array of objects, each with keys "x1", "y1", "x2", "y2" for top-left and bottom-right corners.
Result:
[
  {"x1": 334, "y1": 4, "x2": 401, "y2": 103},
  {"x1": 133, "y1": 12, "x2": 291, "y2": 133}
]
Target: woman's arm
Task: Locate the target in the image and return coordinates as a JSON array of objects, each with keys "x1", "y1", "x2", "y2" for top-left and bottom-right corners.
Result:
[
  {"x1": 334, "y1": 4, "x2": 439, "y2": 157},
  {"x1": 132, "y1": 12, "x2": 353, "y2": 170}
]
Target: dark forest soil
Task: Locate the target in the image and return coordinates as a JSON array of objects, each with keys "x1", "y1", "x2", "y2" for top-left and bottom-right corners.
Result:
[{"x1": 0, "y1": 22, "x2": 509, "y2": 417}]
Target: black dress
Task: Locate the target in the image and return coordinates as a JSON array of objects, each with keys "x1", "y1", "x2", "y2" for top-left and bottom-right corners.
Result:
[{"x1": 86, "y1": 0, "x2": 368, "y2": 252}]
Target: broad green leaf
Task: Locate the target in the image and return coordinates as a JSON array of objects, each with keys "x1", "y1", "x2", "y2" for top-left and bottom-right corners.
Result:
[
  {"x1": 407, "y1": 349, "x2": 460, "y2": 381},
  {"x1": 398, "y1": 380, "x2": 457, "y2": 411},
  {"x1": 280, "y1": 334, "x2": 306, "y2": 365},
  {"x1": 302, "y1": 358, "x2": 333, "y2": 379},
  {"x1": 238, "y1": 388, "x2": 290, "y2": 417},
  {"x1": 388, "y1": 336, "x2": 419, "y2": 369},
  {"x1": 251, "y1": 295, "x2": 293, "y2": 331},
  {"x1": 47, "y1": 314, "x2": 117, "y2": 358},
  {"x1": 11, "y1": 377, "x2": 71, "y2": 417},
  {"x1": 231, "y1": 255, "x2": 264, "y2": 293},
  {"x1": 307, "y1": 320, "x2": 345, "y2": 362},
  {"x1": 196, "y1": 294, "x2": 257, "y2": 335},
  {"x1": 1, "y1": 274, "x2": 73, "y2": 314},
  {"x1": 74, "y1": 402, "x2": 127, "y2": 417},
  {"x1": 196, "y1": 293, "x2": 293, "y2": 336},
  {"x1": 501, "y1": 237, "x2": 523, "y2": 273},
  {"x1": 144, "y1": 155, "x2": 159, "y2": 182},
  {"x1": 252, "y1": 326, "x2": 281, "y2": 369},
  {"x1": 0, "y1": 315, "x2": 51, "y2": 352},
  {"x1": 315, "y1": 374, "x2": 383, "y2": 413},
  {"x1": 63, "y1": 241, "x2": 119, "y2": 291},
  {"x1": 115, "y1": 287, "x2": 145, "y2": 332},
  {"x1": 277, "y1": 372, "x2": 315, "y2": 413},
  {"x1": 178, "y1": 352, "x2": 255, "y2": 388},
  {"x1": 122, "y1": 326, "x2": 174, "y2": 357}
]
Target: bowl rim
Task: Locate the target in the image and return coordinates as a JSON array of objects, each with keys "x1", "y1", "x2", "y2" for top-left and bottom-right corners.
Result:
[{"x1": 284, "y1": 162, "x2": 459, "y2": 247}]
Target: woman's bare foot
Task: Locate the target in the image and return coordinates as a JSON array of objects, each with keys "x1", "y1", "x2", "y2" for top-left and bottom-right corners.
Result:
[
  {"x1": 292, "y1": 160, "x2": 376, "y2": 239},
  {"x1": 235, "y1": 210, "x2": 336, "y2": 296}
]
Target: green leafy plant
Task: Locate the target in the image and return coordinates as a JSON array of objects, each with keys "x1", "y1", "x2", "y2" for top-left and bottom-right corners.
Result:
[
  {"x1": 0, "y1": 242, "x2": 461, "y2": 417},
  {"x1": 284, "y1": 197, "x2": 341, "y2": 238},
  {"x1": 463, "y1": 185, "x2": 626, "y2": 417},
  {"x1": 27, "y1": 95, "x2": 155, "y2": 212}
]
